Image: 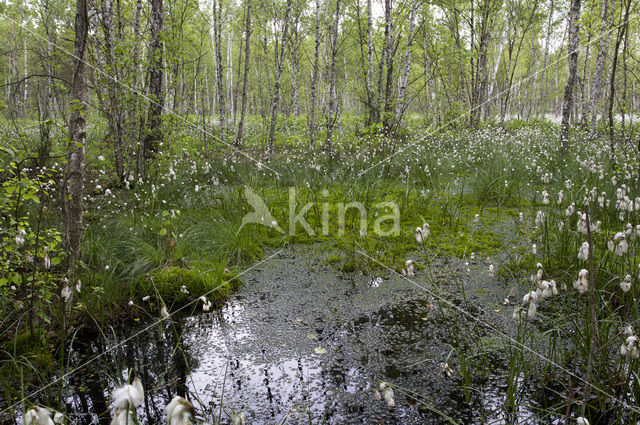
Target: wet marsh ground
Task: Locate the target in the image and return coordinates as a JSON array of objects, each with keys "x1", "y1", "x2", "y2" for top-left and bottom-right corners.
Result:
[
  {"x1": 4, "y1": 122, "x2": 640, "y2": 424},
  {"x1": 60, "y1": 243, "x2": 547, "y2": 424}
]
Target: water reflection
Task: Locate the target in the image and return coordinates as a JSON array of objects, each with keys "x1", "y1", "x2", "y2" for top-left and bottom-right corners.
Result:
[{"x1": 10, "y1": 250, "x2": 549, "y2": 424}]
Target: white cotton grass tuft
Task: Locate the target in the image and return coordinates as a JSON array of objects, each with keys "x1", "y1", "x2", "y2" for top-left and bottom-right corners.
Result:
[
  {"x1": 378, "y1": 382, "x2": 395, "y2": 408},
  {"x1": 576, "y1": 417, "x2": 590, "y2": 425},
  {"x1": 111, "y1": 408, "x2": 133, "y2": 425},
  {"x1": 61, "y1": 285, "x2": 72, "y2": 302},
  {"x1": 111, "y1": 371, "x2": 144, "y2": 425},
  {"x1": 577, "y1": 242, "x2": 589, "y2": 261},
  {"x1": 573, "y1": 269, "x2": 589, "y2": 294},
  {"x1": 620, "y1": 335, "x2": 640, "y2": 359},
  {"x1": 415, "y1": 223, "x2": 429, "y2": 244},
  {"x1": 440, "y1": 362, "x2": 454, "y2": 377},
  {"x1": 512, "y1": 307, "x2": 526, "y2": 324},
  {"x1": 537, "y1": 281, "x2": 555, "y2": 299},
  {"x1": 230, "y1": 411, "x2": 248, "y2": 425},
  {"x1": 531, "y1": 263, "x2": 543, "y2": 282},
  {"x1": 522, "y1": 291, "x2": 538, "y2": 318},
  {"x1": 577, "y1": 213, "x2": 588, "y2": 235},
  {"x1": 620, "y1": 275, "x2": 632, "y2": 293},
  {"x1": 112, "y1": 374, "x2": 144, "y2": 410},
  {"x1": 608, "y1": 231, "x2": 629, "y2": 255},
  {"x1": 24, "y1": 406, "x2": 54, "y2": 425},
  {"x1": 542, "y1": 190, "x2": 549, "y2": 204},
  {"x1": 565, "y1": 203, "x2": 575, "y2": 217},
  {"x1": 199, "y1": 296, "x2": 212, "y2": 311},
  {"x1": 535, "y1": 211, "x2": 545, "y2": 227},
  {"x1": 165, "y1": 396, "x2": 196, "y2": 425},
  {"x1": 402, "y1": 260, "x2": 415, "y2": 277},
  {"x1": 518, "y1": 265, "x2": 560, "y2": 323},
  {"x1": 161, "y1": 305, "x2": 170, "y2": 319},
  {"x1": 488, "y1": 264, "x2": 494, "y2": 277}
]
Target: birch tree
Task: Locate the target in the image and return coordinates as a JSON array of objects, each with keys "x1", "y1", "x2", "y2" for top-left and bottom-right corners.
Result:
[
  {"x1": 62, "y1": 0, "x2": 88, "y2": 272},
  {"x1": 560, "y1": 0, "x2": 582, "y2": 154},
  {"x1": 266, "y1": 0, "x2": 292, "y2": 157},
  {"x1": 392, "y1": 1, "x2": 418, "y2": 131},
  {"x1": 325, "y1": 0, "x2": 341, "y2": 153},
  {"x1": 141, "y1": 0, "x2": 164, "y2": 174},
  {"x1": 309, "y1": 0, "x2": 321, "y2": 151},
  {"x1": 235, "y1": 0, "x2": 252, "y2": 147},
  {"x1": 588, "y1": 0, "x2": 610, "y2": 138}
]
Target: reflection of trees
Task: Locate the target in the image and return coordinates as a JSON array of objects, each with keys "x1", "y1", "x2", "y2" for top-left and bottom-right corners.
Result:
[
  {"x1": 80, "y1": 371, "x2": 110, "y2": 425},
  {"x1": 66, "y1": 316, "x2": 200, "y2": 424}
]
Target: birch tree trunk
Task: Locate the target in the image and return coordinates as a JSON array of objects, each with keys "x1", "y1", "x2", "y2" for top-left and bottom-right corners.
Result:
[
  {"x1": 23, "y1": 37, "x2": 28, "y2": 114},
  {"x1": 266, "y1": 0, "x2": 292, "y2": 157},
  {"x1": 588, "y1": 0, "x2": 610, "y2": 138},
  {"x1": 381, "y1": 0, "x2": 394, "y2": 134},
  {"x1": 500, "y1": 0, "x2": 536, "y2": 126},
  {"x1": 290, "y1": 14, "x2": 301, "y2": 118},
  {"x1": 621, "y1": 0, "x2": 630, "y2": 141},
  {"x1": 560, "y1": 0, "x2": 582, "y2": 154},
  {"x1": 101, "y1": 0, "x2": 125, "y2": 181},
  {"x1": 309, "y1": 0, "x2": 321, "y2": 151},
  {"x1": 392, "y1": 2, "x2": 418, "y2": 131},
  {"x1": 579, "y1": 32, "x2": 591, "y2": 127},
  {"x1": 525, "y1": 26, "x2": 537, "y2": 119},
  {"x1": 141, "y1": 0, "x2": 164, "y2": 175},
  {"x1": 37, "y1": 0, "x2": 56, "y2": 168},
  {"x1": 536, "y1": 0, "x2": 554, "y2": 117},
  {"x1": 62, "y1": 0, "x2": 88, "y2": 272},
  {"x1": 213, "y1": 0, "x2": 227, "y2": 141},
  {"x1": 325, "y1": 0, "x2": 341, "y2": 153},
  {"x1": 608, "y1": 0, "x2": 630, "y2": 156},
  {"x1": 376, "y1": 0, "x2": 392, "y2": 125},
  {"x1": 366, "y1": 0, "x2": 375, "y2": 123},
  {"x1": 130, "y1": 0, "x2": 142, "y2": 172},
  {"x1": 235, "y1": 0, "x2": 252, "y2": 147},
  {"x1": 226, "y1": 30, "x2": 234, "y2": 129}
]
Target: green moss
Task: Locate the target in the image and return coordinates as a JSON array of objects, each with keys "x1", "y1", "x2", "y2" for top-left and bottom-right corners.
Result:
[
  {"x1": 2, "y1": 331, "x2": 54, "y2": 372},
  {"x1": 144, "y1": 266, "x2": 239, "y2": 305},
  {"x1": 340, "y1": 260, "x2": 358, "y2": 273},
  {"x1": 326, "y1": 254, "x2": 342, "y2": 264}
]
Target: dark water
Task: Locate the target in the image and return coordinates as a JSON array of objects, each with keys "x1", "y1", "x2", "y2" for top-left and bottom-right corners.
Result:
[{"x1": 14, "y1": 246, "x2": 547, "y2": 424}]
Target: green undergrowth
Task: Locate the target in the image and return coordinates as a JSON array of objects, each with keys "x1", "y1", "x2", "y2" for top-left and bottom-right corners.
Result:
[{"x1": 76, "y1": 174, "x2": 526, "y2": 323}]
